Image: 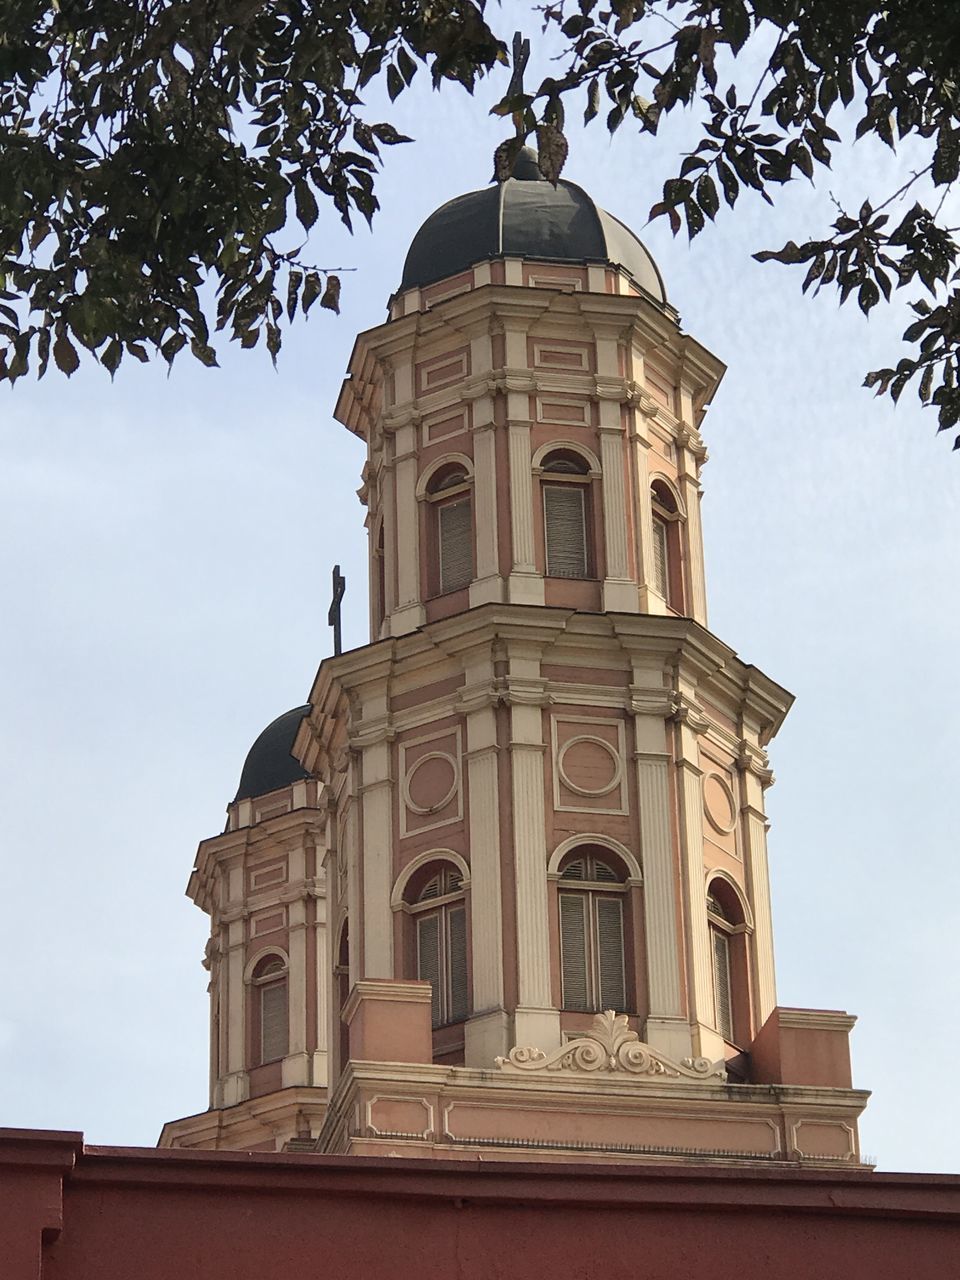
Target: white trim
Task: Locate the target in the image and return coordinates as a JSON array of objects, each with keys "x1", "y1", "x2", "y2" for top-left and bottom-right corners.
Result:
[
  {"x1": 416, "y1": 452, "x2": 475, "y2": 501},
  {"x1": 243, "y1": 947, "x2": 290, "y2": 984},
  {"x1": 390, "y1": 850, "x2": 472, "y2": 910},
  {"x1": 531, "y1": 439, "x2": 601, "y2": 474},
  {"x1": 704, "y1": 868, "x2": 755, "y2": 930},
  {"x1": 548, "y1": 833, "x2": 642, "y2": 884},
  {"x1": 649, "y1": 471, "x2": 686, "y2": 518}
]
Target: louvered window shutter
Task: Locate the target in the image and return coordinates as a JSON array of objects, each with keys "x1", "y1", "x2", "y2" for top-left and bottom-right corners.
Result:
[
  {"x1": 712, "y1": 927, "x2": 733, "y2": 1041},
  {"x1": 559, "y1": 892, "x2": 589, "y2": 1011},
  {"x1": 417, "y1": 913, "x2": 442, "y2": 1027},
  {"x1": 438, "y1": 498, "x2": 473, "y2": 593},
  {"x1": 447, "y1": 905, "x2": 469, "y2": 1023},
  {"x1": 652, "y1": 516, "x2": 669, "y2": 597},
  {"x1": 544, "y1": 485, "x2": 588, "y2": 578},
  {"x1": 260, "y1": 980, "x2": 289, "y2": 1063},
  {"x1": 595, "y1": 898, "x2": 626, "y2": 1012},
  {"x1": 592, "y1": 859, "x2": 619, "y2": 884}
]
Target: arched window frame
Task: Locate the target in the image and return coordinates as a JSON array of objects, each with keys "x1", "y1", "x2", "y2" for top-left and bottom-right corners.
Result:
[
  {"x1": 246, "y1": 950, "x2": 290, "y2": 1067},
  {"x1": 393, "y1": 853, "x2": 471, "y2": 1030},
  {"x1": 334, "y1": 916, "x2": 350, "y2": 1078},
  {"x1": 533, "y1": 443, "x2": 601, "y2": 581},
  {"x1": 548, "y1": 840, "x2": 640, "y2": 1016},
  {"x1": 705, "y1": 873, "x2": 754, "y2": 1049},
  {"x1": 418, "y1": 455, "x2": 475, "y2": 597},
  {"x1": 372, "y1": 516, "x2": 386, "y2": 634},
  {"x1": 649, "y1": 476, "x2": 686, "y2": 612}
]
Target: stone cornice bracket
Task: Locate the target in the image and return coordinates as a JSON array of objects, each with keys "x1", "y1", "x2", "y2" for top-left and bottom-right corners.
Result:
[
  {"x1": 628, "y1": 687, "x2": 678, "y2": 719},
  {"x1": 381, "y1": 406, "x2": 421, "y2": 433},
  {"x1": 346, "y1": 721, "x2": 397, "y2": 751},
  {"x1": 456, "y1": 680, "x2": 506, "y2": 715},
  {"x1": 594, "y1": 374, "x2": 630, "y2": 402},
  {"x1": 497, "y1": 370, "x2": 538, "y2": 393},
  {"x1": 502, "y1": 676, "x2": 550, "y2": 707},
  {"x1": 738, "y1": 742, "x2": 774, "y2": 786},
  {"x1": 496, "y1": 1011, "x2": 726, "y2": 1082},
  {"x1": 670, "y1": 693, "x2": 710, "y2": 734},
  {"x1": 676, "y1": 420, "x2": 708, "y2": 463}
]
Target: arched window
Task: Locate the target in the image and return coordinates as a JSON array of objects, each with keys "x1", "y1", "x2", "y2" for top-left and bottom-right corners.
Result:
[
  {"x1": 542, "y1": 450, "x2": 592, "y2": 578},
  {"x1": 373, "y1": 520, "x2": 386, "y2": 631},
  {"x1": 405, "y1": 863, "x2": 469, "y2": 1028},
  {"x1": 426, "y1": 464, "x2": 473, "y2": 595},
  {"x1": 251, "y1": 954, "x2": 288, "y2": 1065},
  {"x1": 558, "y1": 849, "x2": 628, "y2": 1012},
  {"x1": 335, "y1": 920, "x2": 350, "y2": 1075},
  {"x1": 650, "y1": 479, "x2": 684, "y2": 611},
  {"x1": 706, "y1": 879, "x2": 750, "y2": 1046}
]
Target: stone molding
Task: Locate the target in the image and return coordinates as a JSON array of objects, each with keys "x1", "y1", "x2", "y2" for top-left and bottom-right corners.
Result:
[{"x1": 496, "y1": 1012, "x2": 726, "y2": 1082}]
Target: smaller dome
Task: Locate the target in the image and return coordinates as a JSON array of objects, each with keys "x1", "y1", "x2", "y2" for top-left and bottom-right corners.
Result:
[{"x1": 233, "y1": 706, "x2": 310, "y2": 803}]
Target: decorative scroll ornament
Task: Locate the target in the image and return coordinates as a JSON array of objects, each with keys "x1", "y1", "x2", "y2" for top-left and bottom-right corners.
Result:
[{"x1": 496, "y1": 1012, "x2": 726, "y2": 1082}]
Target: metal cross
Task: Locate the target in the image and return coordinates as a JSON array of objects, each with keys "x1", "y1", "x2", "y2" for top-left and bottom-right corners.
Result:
[{"x1": 328, "y1": 564, "x2": 346, "y2": 656}]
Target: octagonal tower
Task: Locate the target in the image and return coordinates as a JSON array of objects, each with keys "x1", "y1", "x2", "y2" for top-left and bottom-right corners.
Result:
[{"x1": 163, "y1": 151, "x2": 867, "y2": 1166}]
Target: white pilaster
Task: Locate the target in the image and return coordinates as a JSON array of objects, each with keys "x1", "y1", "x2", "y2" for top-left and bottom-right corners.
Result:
[
  {"x1": 507, "y1": 420, "x2": 544, "y2": 605},
  {"x1": 599, "y1": 417, "x2": 637, "y2": 612},
  {"x1": 633, "y1": 713, "x2": 691, "y2": 1062},
  {"x1": 360, "y1": 739, "x2": 394, "y2": 978},
  {"x1": 469, "y1": 413, "x2": 502, "y2": 606}
]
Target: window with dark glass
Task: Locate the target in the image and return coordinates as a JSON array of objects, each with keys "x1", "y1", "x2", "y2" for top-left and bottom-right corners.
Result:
[{"x1": 650, "y1": 479, "x2": 683, "y2": 610}]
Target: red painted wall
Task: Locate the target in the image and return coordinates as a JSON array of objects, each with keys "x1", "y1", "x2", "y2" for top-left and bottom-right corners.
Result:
[{"x1": 4, "y1": 1129, "x2": 960, "y2": 1280}]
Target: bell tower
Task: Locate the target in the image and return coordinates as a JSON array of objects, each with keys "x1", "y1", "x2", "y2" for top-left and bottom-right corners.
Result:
[{"x1": 162, "y1": 151, "x2": 868, "y2": 1166}]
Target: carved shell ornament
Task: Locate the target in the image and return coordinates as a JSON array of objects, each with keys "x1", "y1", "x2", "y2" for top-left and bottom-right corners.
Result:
[{"x1": 496, "y1": 1011, "x2": 726, "y2": 1082}]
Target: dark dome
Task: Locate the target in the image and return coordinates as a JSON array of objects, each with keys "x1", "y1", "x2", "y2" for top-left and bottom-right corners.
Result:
[
  {"x1": 400, "y1": 147, "x2": 666, "y2": 301},
  {"x1": 233, "y1": 706, "x2": 310, "y2": 803}
]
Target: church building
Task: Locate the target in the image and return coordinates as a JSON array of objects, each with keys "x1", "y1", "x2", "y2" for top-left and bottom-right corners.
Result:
[{"x1": 159, "y1": 148, "x2": 866, "y2": 1167}]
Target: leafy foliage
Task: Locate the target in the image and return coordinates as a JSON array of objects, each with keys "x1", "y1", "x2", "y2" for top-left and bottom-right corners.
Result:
[
  {"x1": 499, "y1": 0, "x2": 960, "y2": 448},
  {"x1": 0, "y1": 0, "x2": 504, "y2": 382}
]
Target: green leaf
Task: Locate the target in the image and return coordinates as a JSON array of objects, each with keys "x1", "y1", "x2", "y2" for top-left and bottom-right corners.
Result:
[{"x1": 387, "y1": 64, "x2": 404, "y2": 102}]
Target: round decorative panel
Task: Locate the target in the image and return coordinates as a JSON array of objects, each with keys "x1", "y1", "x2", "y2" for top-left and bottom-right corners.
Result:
[
  {"x1": 403, "y1": 752, "x2": 459, "y2": 815},
  {"x1": 703, "y1": 771, "x2": 738, "y2": 834},
  {"x1": 558, "y1": 735, "x2": 622, "y2": 798}
]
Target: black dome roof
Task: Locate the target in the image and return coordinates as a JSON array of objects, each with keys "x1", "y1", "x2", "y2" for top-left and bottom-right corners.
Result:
[
  {"x1": 233, "y1": 706, "x2": 310, "y2": 803},
  {"x1": 400, "y1": 147, "x2": 666, "y2": 300}
]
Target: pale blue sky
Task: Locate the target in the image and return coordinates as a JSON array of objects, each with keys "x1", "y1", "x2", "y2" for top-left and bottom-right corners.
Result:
[{"x1": 1, "y1": 22, "x2": 958, "y2": 1172}]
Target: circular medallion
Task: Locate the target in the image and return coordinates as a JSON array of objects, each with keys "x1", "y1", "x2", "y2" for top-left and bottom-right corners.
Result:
[
  {"x1": 703, "y1": 771, "x2": 738, "y2": 834},
  {"x1": 403, "y1": 752, "x2": 459, "y2": 815},
  {"x1": 558, "y1": 735, "x2": 623, "y2": 798}
]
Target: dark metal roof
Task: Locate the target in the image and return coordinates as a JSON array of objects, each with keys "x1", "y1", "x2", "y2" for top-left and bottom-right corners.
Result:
[
  {"x1": 233, "y1": 706, "x2": 311, "y2": 803},
  {"x1": 399, "y1": 147, "x2": 666, "y2": 301}
]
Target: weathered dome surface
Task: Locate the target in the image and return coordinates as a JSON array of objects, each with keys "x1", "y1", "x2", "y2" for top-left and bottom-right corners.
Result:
[
  {"x1": 400, "y1": 147, "x2": 666, "y2": 301},
  {"x1": 233, "y1": 706, "x2": 310, "y2": 803}
]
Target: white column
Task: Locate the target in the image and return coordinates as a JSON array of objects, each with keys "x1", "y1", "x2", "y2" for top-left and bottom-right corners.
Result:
[
  {"x1": 674, "y1": 708, "x2": 725, "y2": 1061},
  {"x1": 282, "y1": 895, "x2": 309, "y2": 1086},
  {"x1": 598, "y1": 414, "x2": 637, "y2": 612},
  {"x1": 221, "y1": 918, "x2": 248, "y2": 1106},
  {"x1": 633, "y1": 712, "x2": 691, "y2": 1062},
  {"x1": 507, "y1": 420, "x2": 544, "y2": 605},
  {"x1": 469, "y1": 413, "x2": 502, "y2": 607},
  {"x1": 360, "y1": 739, "x2": 394, "y2": 978},
  {"x1": 679, "y1": 463, "x2": 707, "y2": 625},
  {"x1": 463, "y1": 701, "x2": 509, "y2": 1064},
  {"x1": 391, "y1": 421, "x2": 425, "y2": 634},
  {"x1": 741, "y1": 755, "x2": 777, "y2": 1024},
  {"x1": 509, "y1": 662, "x2": 559, "y2": 1050},
  {"x1": 313, "y1": 888, "x2": 329, "y2": 1086}
]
